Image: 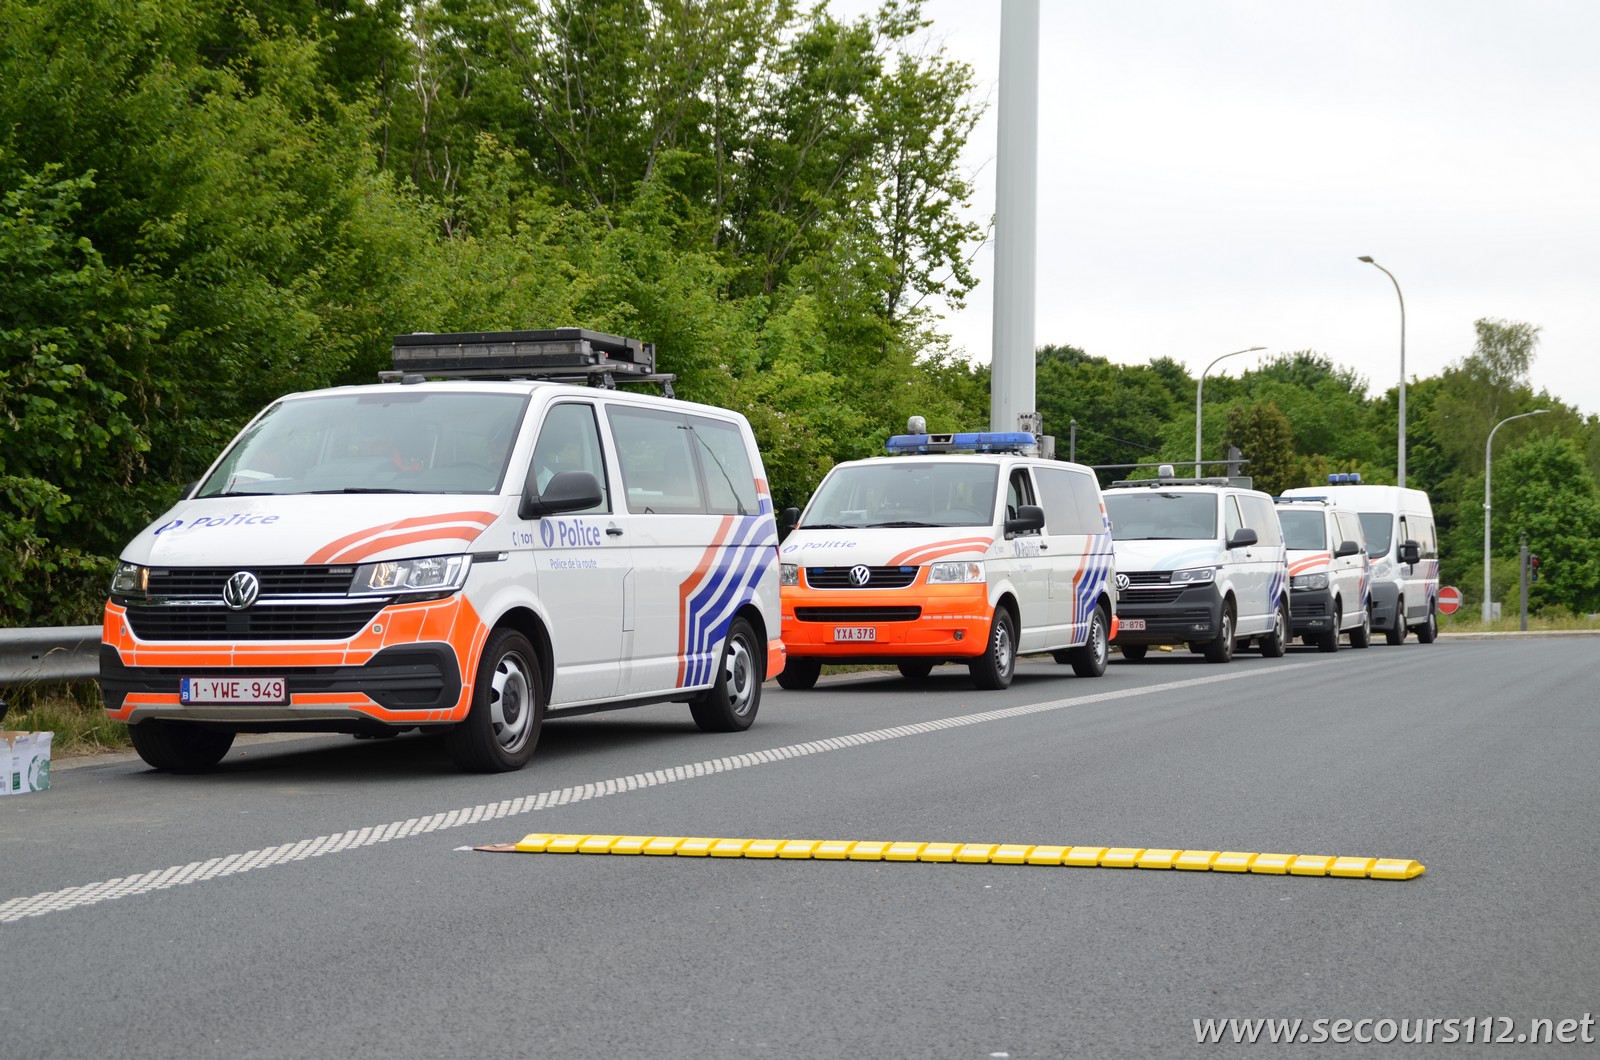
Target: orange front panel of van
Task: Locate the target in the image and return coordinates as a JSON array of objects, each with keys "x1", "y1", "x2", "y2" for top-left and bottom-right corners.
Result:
[{"x1": 780, "y1": 581, "x2": 993, "y2": 660}]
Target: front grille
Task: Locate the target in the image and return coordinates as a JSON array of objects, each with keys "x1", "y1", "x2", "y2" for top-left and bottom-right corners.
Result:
[
  {"x1": 146, "y1": 566, "x2": 357, "y2": 596},
  {"x1": 794, "y1": 606, "x2": 922, "y2": 623},
  {"x1": 124, "y1": 601, "x2": 385, "y2": 642},
  {"x1": 804, "y1": 566, "x2": 919, "y2": 589},
  {"x1": 1123, "y1": 571, "x2": 1171, "y2": 586},
  {"x1": 1119, "y1": 587, "x2": 1184, "y2": 604},
  {"x1": 1294, "y1": 600, "x2": 1327, "y2": 615}
]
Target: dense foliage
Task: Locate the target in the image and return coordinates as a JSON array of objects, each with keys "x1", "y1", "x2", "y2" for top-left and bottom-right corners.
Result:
[{"x1": 2, "y1": 0, "x2": 1597, "y2": 625}]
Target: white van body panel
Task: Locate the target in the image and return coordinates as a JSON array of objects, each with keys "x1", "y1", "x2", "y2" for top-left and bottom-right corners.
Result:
[{"x1": 1282, "y1": 484, "x2": 1437, "y2": 635}]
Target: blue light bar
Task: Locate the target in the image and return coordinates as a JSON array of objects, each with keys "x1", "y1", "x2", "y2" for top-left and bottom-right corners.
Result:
[{"x1": 885, "y1": 431, "x2": 1038, "y2": 455}]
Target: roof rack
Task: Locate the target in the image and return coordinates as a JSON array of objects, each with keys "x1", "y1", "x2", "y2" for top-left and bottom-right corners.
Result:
[{"x1": 382, "y1": 328, "x2": 676, "y2": 396}]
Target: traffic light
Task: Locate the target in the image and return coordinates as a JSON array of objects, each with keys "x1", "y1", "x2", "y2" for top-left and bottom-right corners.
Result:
[{"x1": 1530, "y1": 553, "x2": 1541, "y2": 583}]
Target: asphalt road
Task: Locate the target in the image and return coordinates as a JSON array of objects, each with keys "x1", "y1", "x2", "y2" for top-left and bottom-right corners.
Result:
[{"x1": 2, "y1": 638, "x2": 1597, "y2": 1058}]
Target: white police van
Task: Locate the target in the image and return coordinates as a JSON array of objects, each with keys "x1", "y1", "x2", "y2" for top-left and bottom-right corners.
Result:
[
  {"x1": 1283, "y1": 476, "x2": 1439, "y2": 644},
  {"x1": 1101, "y1": 468, "x2": 1289, "y2": 663},
  {"x1": 776, "y1": 421, "x2": 1117, "y2": 690},
  {"x1": 98, "y1": 329, "x2": 784, "y2": 774},
  {"x1": 1274, "y1": 495, "x2": 1372, "y2": 651}
]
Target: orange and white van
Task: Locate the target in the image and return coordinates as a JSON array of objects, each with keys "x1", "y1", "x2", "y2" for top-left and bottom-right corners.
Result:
[
  {"x1": 1274, "y1": 496, "x2": 1372, "y2": 651},
  {"x1": 98, "y1": 330, "x2": 784, "y2": 774},
  {"x1": 776, "y1": 426, "x2": 1117, "y2": 690}
]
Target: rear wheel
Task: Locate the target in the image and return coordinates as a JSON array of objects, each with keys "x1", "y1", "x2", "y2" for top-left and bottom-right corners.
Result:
[
  {"x1": 776, "y1": 657, "x2": 821, "y2": 691},
  {"x1": 1317, "y1": 602, "x2": 1341, "y2": 653},
  {"x1": 1385, "y1": 598, "x2": 1407, "y2": 645},
  {"x1": 689, "y1": 617, "x2": 762, "y2": 732},
  {"x1": 1120, "y1": 644, "x2": 1149, "y2": 661},
  {"x1": 1416, "y1": 605, "x2": 1438, "y2": 644},
  {"x1": 447, "y1": 629, "x2": 543, "y2": 773},
  {"x1": 897, "y1": 661, "x2": 936, "y2": 682},
  {"x1": 1203, "y1": 604, "x2": 1236, "y2": 663},
  {"x1": 969, "y1": 608, "x2": 1017, "y2": 690},
  {"x1": 1349, "y1": 606, "x2": 1372, "y2": 648},
  {"x1": 1258, "y1": 599, "x2": 1289, "y2": 658},
  {"x1": 1068, "y1": 606, "x2": 1110, "y2": 678},
  {"x1": 129, "y1": 720, "x2": 235, "y2": 773}
]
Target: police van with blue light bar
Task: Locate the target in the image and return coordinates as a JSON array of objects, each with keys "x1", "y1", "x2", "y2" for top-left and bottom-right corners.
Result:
[
  {"x1": 99, "y1": 328, "x2": 785, "y2": 775},
  {"x1": 1273, "y1": 492, "x2": 1372, "y2": 651},
  {"x1": 775, "y1": 418, "x2": 1117, "y2": 691}
]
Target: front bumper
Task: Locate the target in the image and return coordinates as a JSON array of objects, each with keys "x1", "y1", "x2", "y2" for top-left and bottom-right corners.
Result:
[
  {"x1": 780, "y1": 582, "x2": 992, "y2": 662},
  {"x1": 1289, "y1": 587, "x2": 1335, "y2": 635},
  {"x1": 1113, "y1": 583, "x2": 1224, "y2": 646}
]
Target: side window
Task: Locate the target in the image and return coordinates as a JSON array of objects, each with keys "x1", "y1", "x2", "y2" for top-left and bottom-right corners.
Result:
[
  {"x1": 1035, "y1": 468, "x2": 1105, "y2": 535},
  {"x1": 1239, "y1": 494, "x2": 1283, "y2": 547},
  {"x1": 607, "y1": 405, "x2": 706, "y2": 514},
  {"x1": 688, "y1": 416, "x2": 758, "y2": 516},
  {"x1": 1224, "y1": 496, "x2": 1244, "y2": 540},
  {"x1": 1336, "y1": 512, "x2": 1366, "y2": 552},
  {"x1": 530, "y1": 403, "x2": 608, "y2": 514},
  {"x1": 1417, "y1": 515, "x2": 1437, "y2": 559},
  {"x1": 1006, "y1": 468, "x2": 1038, "y2": 530}
]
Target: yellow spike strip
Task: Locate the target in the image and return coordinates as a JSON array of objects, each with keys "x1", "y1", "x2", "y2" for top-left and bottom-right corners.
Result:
[{"x1": 506, "y1": 835, "x2": 1425, "y2": 880}]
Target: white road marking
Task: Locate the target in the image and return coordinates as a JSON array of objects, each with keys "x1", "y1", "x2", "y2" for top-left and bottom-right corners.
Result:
[{"x1": 1, "y1": 662, "x2": 1327, "y2": 923}]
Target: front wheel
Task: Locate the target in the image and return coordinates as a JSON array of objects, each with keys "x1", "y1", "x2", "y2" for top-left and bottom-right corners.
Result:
[
  {"x1": 1203, "y1": 604, "x2": 1236, "y2": 663},
  {"x1": 1349, "y1": 606, "x2": 1373, "y2": 648},
  {"x1": 1318, "y1": 602, "x2": 1341, "y2": 653},
  {"x1": 1415, "y1": 606, "x2": 1438, "y2": 644},
  {"x1": 1120, "y1": 644, "x2": 1149, "y2": 661},
  {"x1": 969, "y1": 608, "x2": 1017, "y2": 690},
  {"x1": 1259, "y1": 600, "x2": 1289, "y2": 658},
  {"x1": 897, "y1": 661, "x2": 936, "y2": 682},
  {"x1": 776, "y1": 657, "x2": 821, "y2": 691},
  {"x1": 690, "y1": 617, "x2": 763, "y2": 732},
  {"x1": 1068, "y1": 606, "x2": 1110, "y2": 678},
  {"x1": 129, "y1": 719, "x2": 235, "y2": 773},
  {"x1": 446, "y1": 629, "x2": 543, "y2": 773},
  {"x1": 1385, "y1": 598, "x2": 1407, "y2": 645}
]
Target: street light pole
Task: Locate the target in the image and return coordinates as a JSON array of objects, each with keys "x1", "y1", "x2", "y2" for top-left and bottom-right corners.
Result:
[
  {"x1": 1358, "y1": 256, "x2": 1406, "y2": 487},
  {"x1": 1482, "y1": 409, "x2": 1549, "y2": 622},
  {"x1": 1195, "y1": 347, "x2": 1266, "y2": 477}
]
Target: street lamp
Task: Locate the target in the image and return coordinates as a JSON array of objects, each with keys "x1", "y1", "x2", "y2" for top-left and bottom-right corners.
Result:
[
  {"x1": 1482, "y1": 409, "x2": 1549, "y2": 622},
  {"x1": 1195, "y1": 347, "x2": 1266, "y2": 477},
  {"x1": 1358, "y1": 256, "x2": 1407, "y2": 487}
]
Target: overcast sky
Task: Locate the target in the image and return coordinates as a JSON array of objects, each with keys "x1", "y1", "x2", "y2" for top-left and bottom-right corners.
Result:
[{"x1": 839, "y1": 0, "x2": 1600, "y2": 418}]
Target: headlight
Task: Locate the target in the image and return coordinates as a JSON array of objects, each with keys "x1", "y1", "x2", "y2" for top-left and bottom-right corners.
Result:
[
  {"x1": 1170, "y1": 567, "x2": 1215, "y2": 585},
  {"x1": 927, "y1": 560, "x2": 985, "y2": 584},
  {"x1": 1371, "y1": 559, "x2": 1393, "y2": 579},
  {"x1": 350, "y1": 555, "x2": 471, "y2": 597},
  {"x1": 1291, "y1": 572, "x2": 1329, "y2": 590},
  {"x1": 780, "y1": 564, "x2": 799, "y2": 586},
  {"x1": 110, "y1": 562, "x2": 149, "y2": 596}
]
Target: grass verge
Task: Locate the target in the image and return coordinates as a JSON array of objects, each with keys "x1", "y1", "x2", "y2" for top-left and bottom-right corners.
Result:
[{"x1": 1, "y1": 683, "x2": 130, "y2": 758}]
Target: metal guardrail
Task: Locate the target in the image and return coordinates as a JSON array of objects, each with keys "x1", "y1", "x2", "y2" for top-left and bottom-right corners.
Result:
[{"x1": 0, "y1": 626, "x2": 103, "y2": 686}]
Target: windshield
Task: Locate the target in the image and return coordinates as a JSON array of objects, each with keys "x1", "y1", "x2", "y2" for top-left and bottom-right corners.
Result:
[
  {"x1": 803, "y1": 461, "x2": 998, "y2": 528},
  {"x1": 1278, "y1": 509, "x2": 1327, "y2": 550},
  {"x1": 196, "y1": 391, "x2": 529, "y2": 497},
  {"x1": 1358, "y1": 512, "x2": 1394, "y2": 556},
  {"x1": 1102, "y1": 491, "x2": 1218, "y2": 541}
]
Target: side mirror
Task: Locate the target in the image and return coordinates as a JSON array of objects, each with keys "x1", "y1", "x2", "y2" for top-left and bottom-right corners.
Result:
[
  {"x1": 1227, "y1": 527, "x2": 1258, "y2": 549},
  {"x1": 779, "y1": 506, "x2": 801, "y2": 541},
  {"x1": 1398, "y1": 539, "x2": 1421, "y2": 566},
  {"x1": 1335, "y1": 539, "x2": 1361, "y2": 558},
  {"x1": 1006, "y1": 504, "x2": 1045, "y2": 536},
  {"x1": 520, "y1": 470, "x2": 603, "y2": 520}
]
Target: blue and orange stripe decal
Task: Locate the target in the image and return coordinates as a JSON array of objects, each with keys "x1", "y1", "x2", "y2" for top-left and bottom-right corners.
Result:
[{"x1": 675, "y1": 515, "x2": 779, "y2": 688}]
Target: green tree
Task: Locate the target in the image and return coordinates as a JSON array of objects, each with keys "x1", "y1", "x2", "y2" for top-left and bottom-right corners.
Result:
[
  {"x1": 1488, "y1": 437, "x2": 1600, "y2": 614},
  {"x1": 1223, "y1": 402, "x2": 1297, "y2": 497}
]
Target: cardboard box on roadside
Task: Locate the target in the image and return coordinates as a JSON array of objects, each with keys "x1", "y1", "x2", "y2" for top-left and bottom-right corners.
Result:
[{"x1": 0, "y1": 730, "x2": 53, "y2": 795}]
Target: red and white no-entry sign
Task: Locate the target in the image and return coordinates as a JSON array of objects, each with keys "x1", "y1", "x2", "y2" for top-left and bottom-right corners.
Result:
[{"x1": 1437, "y1": 585, "x2": 1463, "y2": 615}]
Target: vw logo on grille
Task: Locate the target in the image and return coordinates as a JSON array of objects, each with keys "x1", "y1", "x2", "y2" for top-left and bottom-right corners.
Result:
[
  {"x1": 222, "y1": 571, "x2": 261, "y2": 610},
  {"x1": 1115, "y1": 573, "x2": 1131, "y2": 591},
  {"x1": 849, "y1": 564, "x2": 872, "y2": 586}
]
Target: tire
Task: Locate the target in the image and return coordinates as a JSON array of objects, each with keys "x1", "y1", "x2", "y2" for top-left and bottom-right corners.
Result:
[
  {"x1": 968, "y1": 608, "x2": 1017, "y2": 690},
  {"x1": 1068, "y1": 606, "x2": 1110, "y2": 678},
  {"x1": 1349, "y1": 606, "x2": 1372, "y2": 649},
  {"x1": 897, "y1": 661, "x2": 936, "y2": 682},
  {"x1": 1259, "y1": 599, "x2": 1289, "y2": 658},
  {"x1": 689, "y1": 617, "x2": 763, "y2": 732},
  {"x1": 1416, "y1": 606, "x2": 1438, "y2": 644},
  {"x1": 1317, "y1": 602, "x2": 1341, "y2": 653},
  {"x1": 1203, "y1": 603, "x2": 1236, "y2": 663},
  {"x1": 446, "y1": 629, "x2": 543, "y2": 772},
  {"x1": 1120, "y1": 644, "x2": 1149, "y2": 661},
  {"x1": 1385, "y1": 598, "x2": 1407, "y2": 645},
  {"x1": 776, "y1": 657, "x2": 821, "y2": 691},
  {"x1": 129, "y1": 720, "x2": 235, "y2": 773}
]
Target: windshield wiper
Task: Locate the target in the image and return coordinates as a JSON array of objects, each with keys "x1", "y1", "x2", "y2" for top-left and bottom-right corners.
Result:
[
  {"x1": 868, "y1": 520, "x2": 942, "y2": 528},
  {"x1": 207, "y1": 490, "x2": 278, "y2": 497},
  {"x1": 308, "y1": 488, "x2": 427, "y2": 494}
]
